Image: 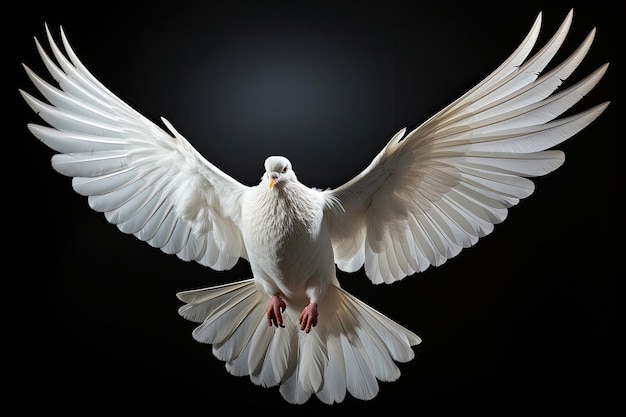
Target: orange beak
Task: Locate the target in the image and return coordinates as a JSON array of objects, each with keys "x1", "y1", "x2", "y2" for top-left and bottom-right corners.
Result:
[{"x1": 269, "y1": 177, "x2": 276, "y2": 189}]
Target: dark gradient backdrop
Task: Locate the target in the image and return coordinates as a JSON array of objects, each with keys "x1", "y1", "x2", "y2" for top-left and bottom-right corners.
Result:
[{"x1": 6, "y1": 1, "x2": 619, "y2": 415}]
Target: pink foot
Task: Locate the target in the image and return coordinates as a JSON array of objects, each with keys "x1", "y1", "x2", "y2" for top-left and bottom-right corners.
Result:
[
  {"x1": 299, "y1": 303, "x2": 318, "y2": 333},
  {"x1": 266, "y1": 294, "x2": 286, "y2": 328}
]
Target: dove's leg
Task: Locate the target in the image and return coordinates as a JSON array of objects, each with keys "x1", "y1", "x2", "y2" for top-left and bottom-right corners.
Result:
[
  {"x1": 299, "y1": 303, "x2": 318, "y2": 333},
  {"x1": 266, "y1": 294, "x2": 286, "y2": 328}
]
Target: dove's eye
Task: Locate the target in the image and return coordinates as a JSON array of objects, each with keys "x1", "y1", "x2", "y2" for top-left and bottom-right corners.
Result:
[{"x1": 281, "y1": 167, "x2": 288, "y2": 174}]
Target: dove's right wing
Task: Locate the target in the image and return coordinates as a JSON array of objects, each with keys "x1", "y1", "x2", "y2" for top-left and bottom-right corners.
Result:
[{"x1": 21, "y1": 25, "x2": 249, "y2": 271}]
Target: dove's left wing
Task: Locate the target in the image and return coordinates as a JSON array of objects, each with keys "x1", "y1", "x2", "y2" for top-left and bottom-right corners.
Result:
[
  {"x1": 21, "y1": 25, "x2": 249, "y2": 271},
  {"x1": 323, "y1": 10, "x2": 609, "y2": 284}
]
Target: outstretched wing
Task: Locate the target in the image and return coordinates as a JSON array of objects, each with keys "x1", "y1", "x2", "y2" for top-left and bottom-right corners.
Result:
[
  {"x1": 21, "y1": 24, "x2": 249, "y2": 270},
  {"x1": 323, "y1": 10, "x2": 610, "y2": 284}
]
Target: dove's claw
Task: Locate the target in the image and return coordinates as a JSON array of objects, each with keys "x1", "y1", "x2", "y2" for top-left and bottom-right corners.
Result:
[
  {"x1": 299, "y1": 303, "x2": 318, "y2": 333},
  {"x1": 266, "y1": 294, "x2": 286, "y2": 328}
]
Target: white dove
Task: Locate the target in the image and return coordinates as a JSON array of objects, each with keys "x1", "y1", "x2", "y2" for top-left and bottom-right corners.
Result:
[{"x1": 20, "y1": 9, "x2": 609, "y2": 405}]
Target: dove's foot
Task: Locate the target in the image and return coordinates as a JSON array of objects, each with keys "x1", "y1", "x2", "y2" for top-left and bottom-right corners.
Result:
[
  {"x1": 299, "y1": 303, "x2": 318, "y2": 333},
  {"x1": 266, "y1": 294, "x2": 286, "y2": 328}
]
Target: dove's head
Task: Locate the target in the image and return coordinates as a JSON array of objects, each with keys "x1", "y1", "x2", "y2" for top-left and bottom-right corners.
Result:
[{"x1": 264, "y1": 156, "x2": 296, "y2": 189}]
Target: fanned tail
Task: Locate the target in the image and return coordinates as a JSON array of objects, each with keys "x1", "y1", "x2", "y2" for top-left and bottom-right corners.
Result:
[{"x1": 177, "y1": 280, "x2": 421, "y2": 404}]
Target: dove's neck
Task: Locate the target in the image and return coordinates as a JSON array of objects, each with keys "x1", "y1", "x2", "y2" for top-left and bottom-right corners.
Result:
[
  {"x1": 266, "y1": 183, "x2": 320, "y2": 232},
  {"x1": 244, "y1": 182, "x2": 322, "y2": 251}
]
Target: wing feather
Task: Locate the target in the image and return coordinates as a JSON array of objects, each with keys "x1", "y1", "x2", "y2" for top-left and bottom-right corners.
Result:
[
  {"x1": 22, "y1": 24, "x2": 249, "y2": 270},
  {"x1": 324, "y1": 10, "x2": 609, "y2": 284}
]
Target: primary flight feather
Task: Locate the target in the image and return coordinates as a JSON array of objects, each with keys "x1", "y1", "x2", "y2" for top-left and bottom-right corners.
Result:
[{"x1": 20, "y1": 9, "x2": 609, "y2": 404}]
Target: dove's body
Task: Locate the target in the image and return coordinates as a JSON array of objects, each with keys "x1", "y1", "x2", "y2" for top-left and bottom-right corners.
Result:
[
  {"x1": 242, "y1": 164, "x2": 337, "y2": 308},
  {"x1": 21, "y1": 10, "x2": 609, "y2": 405}
]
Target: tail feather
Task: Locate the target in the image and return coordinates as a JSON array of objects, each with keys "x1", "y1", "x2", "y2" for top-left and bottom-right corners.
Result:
[
  {"x1": 248, "y1": 322, "x2": 292, "y2": 387},
  {"x1": 316, "y1": 332, "x2": 348, "y2": 404},
  {"x1": 223, "y1": 316, "x2": 273, "y2": 377},
  {"x1": 185, "y1": 283, "x2": 263, "y2": 346},
  {"x1": 176, "y1": 280, "x2": 421, "y2": 404},
  {"x1": 277, "y1": 328, "x2": 329, "y2": 404},
  {"x1": 233, "y1": 311, "x2": 298, "y2": 385},
  {"x1": 298, "y1": 328, "x2": 327, "y2": 393},
  {"x1": 257, "y1": 312, "x2": 298, "y2": 385},
  {"x1": 337, "y1": 296, "x2": 401, "y2": 382},
  {"x1": 177, "y1": 279, "x2": 259, "y2": 323},
  {"x1": 279, "y1": 366, "x2": 313, "y2": 405},
  {"x1": 212, "y1": 301, "x2": 267, "y2": 363},
  {"x1": 338, "y1": 287, "x2": 422, "y2": 360},
  {"x1": 246, "y1": 319, "x2": 275, "y2": 380},
  {"x1": 340, "y1": 331, "x2": 379, "y2": 401}
]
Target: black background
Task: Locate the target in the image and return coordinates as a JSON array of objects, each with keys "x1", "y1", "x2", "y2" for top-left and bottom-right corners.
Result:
[{"x1": 5, "y1": 1, "x2": 620, "y2": 415}]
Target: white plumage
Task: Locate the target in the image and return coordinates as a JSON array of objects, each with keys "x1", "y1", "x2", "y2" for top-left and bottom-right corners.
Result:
[{"x1": 20, "y1": 9, "x2": 609, "y2": 404}]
